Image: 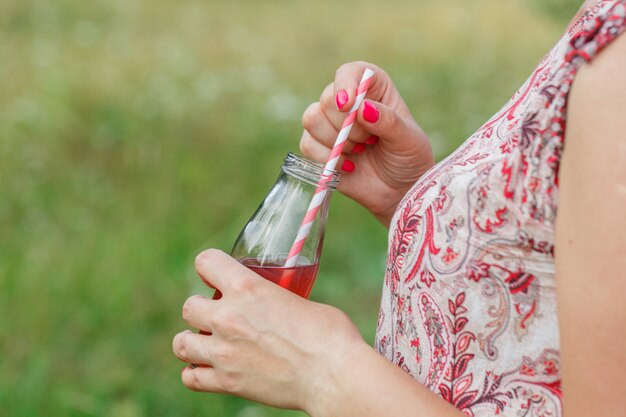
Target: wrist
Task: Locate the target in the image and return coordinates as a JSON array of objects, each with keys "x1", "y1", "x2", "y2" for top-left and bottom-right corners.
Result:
[
  {"x1": 374, "y1": 202, "x2": 401, "y2": 228},
  {"x1": 373, "y1": 158, "x2": 436, "y2": 228},
  {"x1": 303, "y1": 341, "x2": 375, "y2": 417},
  {"x1": 371, "y1": 186, "x2": 412, "y2": 228}
]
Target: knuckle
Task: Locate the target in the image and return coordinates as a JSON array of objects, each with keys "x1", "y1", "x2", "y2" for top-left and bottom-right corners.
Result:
[
  {"x1": 173, "y1": 332, "x2": 189, "y2": 358},
  {"x1": 182, "y1": 295, "x2": 201, "y2": 321},
  {"x1": 181, "y1": 369, "x2": 193, "y2": 388},
  {"x1": 319, "y1": 83, "x2": 335, "y2": 107},
  {"x1": 181, "y1": 299, "x2": 192, "y2": 321},
  {"x1": 301, "y1": 102, "x2": 319, "y2": 130},
  {"x1": 212, "y1": 343, "x2": 234, "y2": 364},
  {"x1": 189, "y1": 368, "x2": 205, "y2": 391},
  {"x1": 194, "y1": 252, "x2": 203, "y2": 268},
  {"x1": 217, "y1": 371, "x2": 241, "y2": 393},
  {"x1": 195, "y1": 248, "x2": 223, "y2": 268},
  {"x1": 299, "y1": 134, "x2": 311, "y2": 155},
  {"x1": 211, "y1": 309, "x2": 253, "y2": 338},
  {"x1": 336, "y1": 60, "x2": 368, "y2": 75},
  {"x1": 336, "y1": 62, "x2": 354, "y2": 75},
  {"x1": 388, "y1": 110, "x2": 401, "y2": 129},
  {"x1": 350, "y1": 126, "x2": 369, "y2": 144},
  {"x1": 183, "y1": 368, "x2": 214, "y2": 393},
  {"x1": 230, "y1": 318, "x2": 253, "y2": 339},
  {"x1": 210, "y1": 309, "x2": 238, "y2": 334},
  {"x1": 231, "y1": 275, "x2": 257, "y2": 295},
  {"x1": 300, "y1": 134, "x2": 318, "y2": 157}
]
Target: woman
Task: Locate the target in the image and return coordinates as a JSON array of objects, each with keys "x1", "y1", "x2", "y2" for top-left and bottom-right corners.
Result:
[{"x1": 172, "y1": 1, "x2": 626, "y2": 415}]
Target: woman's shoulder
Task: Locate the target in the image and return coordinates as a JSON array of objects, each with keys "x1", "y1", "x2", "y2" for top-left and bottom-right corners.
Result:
[{"x1": 553, "y1": 7, "x2": 626, "y2": 416}]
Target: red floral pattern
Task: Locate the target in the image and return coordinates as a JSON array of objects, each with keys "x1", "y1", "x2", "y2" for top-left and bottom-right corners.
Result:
[{"x1": 375, "y1": 2, "x2": 626, "y2": 416}]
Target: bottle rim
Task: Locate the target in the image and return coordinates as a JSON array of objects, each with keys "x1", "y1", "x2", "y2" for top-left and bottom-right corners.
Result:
[{"x1": 282, "y1": 152, "x2": 340, "y2": 190}]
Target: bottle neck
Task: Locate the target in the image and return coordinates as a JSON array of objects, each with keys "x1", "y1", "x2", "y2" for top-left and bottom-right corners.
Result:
[{"x1": 281, "y1": 153, "x2": 340, "y2": 190}]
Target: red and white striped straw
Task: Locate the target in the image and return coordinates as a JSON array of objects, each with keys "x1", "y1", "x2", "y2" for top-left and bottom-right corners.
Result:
[{"x1": 285, "y1": 68, "x2": 375, "y2": 267}]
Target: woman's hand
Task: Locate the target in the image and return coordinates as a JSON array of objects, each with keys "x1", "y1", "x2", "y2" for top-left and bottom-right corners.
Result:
[
  {"x1": 300, "y1": 61, "x2": 434, "y2": 227},
  {"x1": 172, "y1": 249, "x2": 366, "y2": 411}
]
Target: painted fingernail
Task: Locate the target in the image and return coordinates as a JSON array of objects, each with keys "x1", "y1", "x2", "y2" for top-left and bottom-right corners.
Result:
[
  {"x1": 352, "y1": 143, "x2": 366, "y2": 154},
  {"x1": 342, "y1": 159, "x2": 355, "y2": 173},
  {"x1": 365, "y1": 135, "x2": 379, "y2": 145},
  {"x1": 336, "y1": 89, "x2": 349, "y2": 110},
  {"x1": 363, "y1": 100, "x2": 380, "y2": 123}
]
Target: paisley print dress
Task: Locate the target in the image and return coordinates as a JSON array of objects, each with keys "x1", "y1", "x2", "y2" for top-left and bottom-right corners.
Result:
[{"x1": 375, "y1": 1, "x2": 626, "y2": 415}]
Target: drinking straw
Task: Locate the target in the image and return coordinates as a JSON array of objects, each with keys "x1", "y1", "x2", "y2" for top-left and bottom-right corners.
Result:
[{"x1": 285, "y1": 68, "x2": 375, "y2": 267}]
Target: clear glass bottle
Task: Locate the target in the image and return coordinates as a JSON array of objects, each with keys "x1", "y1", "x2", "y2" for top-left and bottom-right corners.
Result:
[{"x1": 230, "y1": 152, "x2": 339, "y2": 298}]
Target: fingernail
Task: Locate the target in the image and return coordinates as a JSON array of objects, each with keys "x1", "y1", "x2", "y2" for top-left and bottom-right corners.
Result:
[
  {"x1": 341, "y1": 159, "x2": 355, "y2": 173},
  {"x1": 352, "y1": 143, "x2": 366, "y2": 154},
  {"x1": 335, "y1": 89, "x2": 349, "y2": 110},
  {"x1": 363, "y1": 100, "x2": 380, "y2": 123},
  {"x1": 365, "y1": 135, "x2": 379, "y2": 145}
]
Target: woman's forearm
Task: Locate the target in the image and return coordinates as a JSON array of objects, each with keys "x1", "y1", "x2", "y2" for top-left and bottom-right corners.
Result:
[{"x1": 306, "y1": 342, "x2": 463, "y2": 417}]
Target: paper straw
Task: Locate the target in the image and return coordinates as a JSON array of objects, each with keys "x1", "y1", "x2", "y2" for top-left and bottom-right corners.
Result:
[{"x1": 285, "y1": 68, "x2": 375, "y2": 267}]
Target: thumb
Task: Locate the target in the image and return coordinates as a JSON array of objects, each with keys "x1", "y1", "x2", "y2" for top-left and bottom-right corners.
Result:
[{"x1": 356, "y1": 99, "x2": 423, "y2": 151}]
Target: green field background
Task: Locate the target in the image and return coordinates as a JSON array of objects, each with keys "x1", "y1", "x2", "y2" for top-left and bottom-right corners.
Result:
[{"x1": 0, "y1": 1, "x2": 579, "y2": 416}]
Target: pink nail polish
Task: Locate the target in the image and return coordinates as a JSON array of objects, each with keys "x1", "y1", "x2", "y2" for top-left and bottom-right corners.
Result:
[
  {"x1": 363, "y1": 100, "x2": 380, "y2": 123},
  {"x1": 336, "y1": 90, "x2": 349, "y2": 110},
  {"x1": 352, "y1": 143, "x2": 366, "y2": 154},
  {"x1": 342, "y1": 160, "x2": 355, "y2": 173},
  {"x1": 365, "y1": 135, "x2": 379, "y2": 145}
]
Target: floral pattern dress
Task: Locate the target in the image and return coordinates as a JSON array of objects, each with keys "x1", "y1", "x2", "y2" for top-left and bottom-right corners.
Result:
[{"x1": 375, "y1": 1, "x2": 626, "y2": 415}]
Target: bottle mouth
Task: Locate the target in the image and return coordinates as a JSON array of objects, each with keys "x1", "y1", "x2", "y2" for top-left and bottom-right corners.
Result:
[{"x1": 282, "y1": 152, "x2": 340, "y2": 190}]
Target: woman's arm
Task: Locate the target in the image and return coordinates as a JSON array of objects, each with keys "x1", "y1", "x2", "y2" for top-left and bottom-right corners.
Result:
[
  {"x1": 556, "y1": 31, "x2": 626, "y2": 417},
  {"x1": 305, "y1": 342, "x2": 463, "y2": 417}
]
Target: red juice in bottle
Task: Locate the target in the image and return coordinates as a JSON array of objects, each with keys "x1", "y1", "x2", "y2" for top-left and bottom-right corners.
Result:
[
  {"x1": 212, "y1": 259, "x2": 319, "y2": 300},
  {"x1": 240, "y1": 259, "x2": 319, "y2": 299}
]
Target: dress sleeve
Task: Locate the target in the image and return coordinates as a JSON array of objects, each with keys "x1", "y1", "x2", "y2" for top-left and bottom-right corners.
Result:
[
  {"x1": 565, "y1": 0, "x2": 626, "y2": 65},
  {"x1": 525, "y1": 0, "x2": 626, "y2": 225}
]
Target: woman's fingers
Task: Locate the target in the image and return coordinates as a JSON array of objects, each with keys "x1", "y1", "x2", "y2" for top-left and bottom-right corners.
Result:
[
  {"x1": 182, "y1": 295, "x2": 216, "y2": 333},
  {"x1": 181, "y1": 365, "x2": 227, "y2": 393},
  {"x1": 173, "y1": 330, "x2": 214, "y2": 365},
  {"x1": 301, "y1": 102, "x2": 368, "y2": 156}
]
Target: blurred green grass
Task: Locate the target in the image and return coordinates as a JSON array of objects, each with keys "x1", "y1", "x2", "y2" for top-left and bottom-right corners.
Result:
[{"x1": 0, "y1": 0, "x2": 577, "y2": 416}]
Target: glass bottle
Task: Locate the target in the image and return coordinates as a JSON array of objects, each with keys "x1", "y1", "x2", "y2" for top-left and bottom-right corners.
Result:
[{"x1": 230, "y1": 152, "x2": 339, "y2": 299}]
